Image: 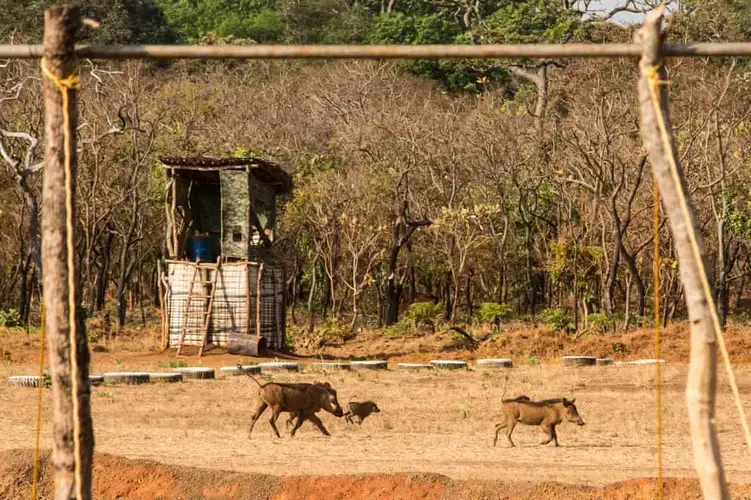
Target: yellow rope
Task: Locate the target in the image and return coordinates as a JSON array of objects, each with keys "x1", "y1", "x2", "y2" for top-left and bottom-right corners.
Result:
[
  {"x1": 31, "y1": 301, "x2": 45, "y2": 500},
  {"x1": 644, "y1": 63, "x2": 751, "y2": 456},
  {"x1": 653, "y1": 181, "x2": 663, "y2": 499},
  {"x1": 41, "y1": 58, "x2": 84, "y2": 500}
]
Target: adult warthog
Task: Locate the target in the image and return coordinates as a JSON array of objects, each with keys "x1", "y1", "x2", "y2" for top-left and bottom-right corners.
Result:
[
  {"x1": 243, "y1": 368, "x2": 344, "y2": 438},
  {"x1": 493, "y1": 397, "x2": 585, "y2": 447}
]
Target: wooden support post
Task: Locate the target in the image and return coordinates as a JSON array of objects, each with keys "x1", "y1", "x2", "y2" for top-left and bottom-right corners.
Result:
[
  {"x1": 157, "y1": 260, "x2": 167, "y2": 350},
  {"x1": 637, "y1": 8, "x2": 728, "y2": 498},
  {"x1": 256, "y1": 263, "x2": 264, "y2": 337},
  {"x1": 41, "y1": 5, "x2": 93, "y2": 499},
  {"x1": 245, "y1": 262, "x2": 251, "y2": 336}
]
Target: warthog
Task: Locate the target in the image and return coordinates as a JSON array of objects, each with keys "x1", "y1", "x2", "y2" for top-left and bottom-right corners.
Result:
[
  {"x1": 493, "y1": 397, "x2": 585, "y2": 447},
  {"x1": 283, "y1": 381, "x2": 334, "y2": 429},
  {"x1": 344, "y1": 401, "x2": 381, "y2": 425},
  {"x1": 243, "y1": 370, "x2": 344, "y2": 438}
]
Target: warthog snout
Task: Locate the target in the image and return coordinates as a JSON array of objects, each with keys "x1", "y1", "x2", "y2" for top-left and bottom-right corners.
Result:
[
  {"x1": 325, "y1": 390, "x2": 344, "y2": 417},
  {"x1": 563, "y1": 398, "x2": 585, "y2": 426}
]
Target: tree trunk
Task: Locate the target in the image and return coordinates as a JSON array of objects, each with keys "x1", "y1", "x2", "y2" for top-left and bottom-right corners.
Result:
[
  {"x1": 443, "y1": 272, "x2": 452, "y2": 321},
  {"x1": 41, "y1": 6, "x2": 94, "y2": 498},
  {"x1": 95, "y1": 228, "x2": 114, "y2": 311},
  {"x1": 637, "y1": 10, "x2": 728, "y2": 497}
]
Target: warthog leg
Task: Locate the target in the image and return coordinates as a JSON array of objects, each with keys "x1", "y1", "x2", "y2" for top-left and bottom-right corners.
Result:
[
  {"x1": 286, "y1": 413, "x2": 300, "y2": 428},
  {"x1": 269, "y1": 406, "x2": 283, "y2": 438},
  {"x1": 248, "y1": 402, "x2": 268, "y2": 439},
  {"x1": 290, "y1": 412, "x2": 307, "y2": 437},
  {"x1": 344, "y1": 411, "x2": 353, "y2": 424},
  {"x1": 306, "y1": 413, "x2": 331, "y2": 436},
  {"x1": 540, "y1": 423, "x2": 557, "y2": 446},
  {"x1": 493, "y1": 420, "x2": 507, "y2": 447},
  {"x1": 505, "y1": 420, "x2": 517, "y2": 447}
]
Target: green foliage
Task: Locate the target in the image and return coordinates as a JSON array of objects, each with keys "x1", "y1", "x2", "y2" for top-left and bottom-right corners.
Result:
[
  {"x1": 0, "y1": 309, "x2": 22, "y2": 328},
  {"x1": 481, "y1": 0, "x2": 581, "y2": 44},
  {"x1": 42, "y1": 372, "x2": 52, "y2": 388},
  {"x1": 405, "y1": 301, "x2": 444, "y2": 330},
  {"x1": 321, "y1": 4, "x2": 373, "y2": 44},
  {"x1": 540, "y1": 308, "x2": 573, "y2": 333},
  {"x1": 1, "y1": 0, "x2": 176, "y2": 43},
  {"x1": 611, "y1": 342, "x2": 629, "y2": 355},
  {"x1": 383, "y1": 321, "x2": 412, "y2": 338},
  {"x1": 367, "y1": 13, "x2": 506, "y2": 92},
  {"x1": 87, "y1": 330, "x2": 100, "y2": 344},
  {"x1": 735, "y1": 310, "x2": 751, "y2": 326},
  {"x1": 477, "y1": 302, "x2": 512, "y2": 327},
  {"x1": 157, "y1": 0, "x2": 283, "y2": 42},
  {"x1": 587, "y1": 312, "x2": 613, "y2": 334},
  {"x1": 318, "y1": 317, "x2": 354, "y2": 345}
]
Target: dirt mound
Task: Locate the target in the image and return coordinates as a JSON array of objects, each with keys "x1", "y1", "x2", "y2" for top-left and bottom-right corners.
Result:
[
  {"x1": 315, "y1": 323, "x2": 751, "y2": 365},
  {"x1": 3, "y1": 449, "x2": 750, "y2": 500},
  {"x1": 0, "y1": 449, "x2": 276, "y2": 500}
]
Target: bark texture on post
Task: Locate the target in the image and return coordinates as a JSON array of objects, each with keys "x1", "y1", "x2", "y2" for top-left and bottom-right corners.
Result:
[
  {"x1": 42, "y1": 5, "x2": 94, "y2": 499},
  {"x1": 636, "y1": 8, "x2": 728, "y2": 499}
]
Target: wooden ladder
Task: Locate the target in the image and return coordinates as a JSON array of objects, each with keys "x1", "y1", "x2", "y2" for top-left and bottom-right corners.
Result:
[{"x1": 176, "y1": 262, "x2": 220, "y2": 357}]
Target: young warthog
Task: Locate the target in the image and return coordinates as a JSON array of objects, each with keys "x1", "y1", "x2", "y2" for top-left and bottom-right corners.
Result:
[
  {"x1": 344, "y1": 401, "x2": 381, "y2": 425},
  {"x1": 493, "y1": 398, "x2": 585, "y2": 448},
  {"x1": 244, "y1": 370, "x2": 344, "y2": 438}
]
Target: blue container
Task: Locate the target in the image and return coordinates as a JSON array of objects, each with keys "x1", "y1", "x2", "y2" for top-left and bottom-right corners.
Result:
[{"x1": 187, "y1": 236, "x2": 213, "y2": 262}]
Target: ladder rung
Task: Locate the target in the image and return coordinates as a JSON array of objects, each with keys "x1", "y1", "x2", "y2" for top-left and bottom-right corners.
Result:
[{"x1": 185, "y1": 311, "x2": 210, "y2": 316}]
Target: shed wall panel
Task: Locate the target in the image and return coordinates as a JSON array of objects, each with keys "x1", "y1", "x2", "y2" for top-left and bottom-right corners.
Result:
[{"x1": 166, "y1": 262, "x2": 285, "y2": 350}]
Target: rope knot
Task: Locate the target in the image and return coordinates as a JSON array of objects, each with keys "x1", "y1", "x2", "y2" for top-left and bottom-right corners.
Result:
[
  {"x1": 644, "y1": 64, "x2": 670, "y2": 87},
  {"x1": 40, "y1": 57, "x2": 80, "y2": 91}
]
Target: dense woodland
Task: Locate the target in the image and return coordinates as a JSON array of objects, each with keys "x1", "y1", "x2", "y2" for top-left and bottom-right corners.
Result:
[{"x1": 1, "y1": 1, "x2": 751, "y2": 336}]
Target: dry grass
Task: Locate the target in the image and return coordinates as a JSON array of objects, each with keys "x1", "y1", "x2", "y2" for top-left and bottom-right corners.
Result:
[
  {"x1": 2, "y1": 358, "x2": 751, "y2": 487},
  {"x1": 3, "y1": 323, "x2": 751, "y2": 492}
]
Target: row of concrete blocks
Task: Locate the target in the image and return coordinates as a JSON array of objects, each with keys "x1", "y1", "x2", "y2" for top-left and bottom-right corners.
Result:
[{"x1": 7, "y1": 357, "x2": 668, "y2": 387}]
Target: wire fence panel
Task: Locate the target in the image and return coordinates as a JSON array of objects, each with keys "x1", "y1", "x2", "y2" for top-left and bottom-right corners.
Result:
[{"x1": 166, "y1": 261, "x2": 285, "y2": 349}]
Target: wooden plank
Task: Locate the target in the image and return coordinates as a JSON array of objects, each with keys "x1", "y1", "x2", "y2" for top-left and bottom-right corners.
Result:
[
  {"x1": 199, "y1": 263, "x2": 220, "y2": 357},
  {"x1": 256, "y1": 263, "x2": 264, "y2": 338},
  {"x1": 245, "y1": 262, "x2": 251, "y2": 336},
  {"x1": 176, "y1": 266, "x2": 199, "y2": 357}
]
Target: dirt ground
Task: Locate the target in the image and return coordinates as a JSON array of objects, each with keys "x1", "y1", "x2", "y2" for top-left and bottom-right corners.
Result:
[{"x1": 2, "y1": 324, "x2": 751, "y2": 499}]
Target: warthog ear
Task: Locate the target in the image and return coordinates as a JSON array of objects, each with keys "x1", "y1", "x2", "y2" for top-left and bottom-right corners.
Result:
[
  {"x1": 569, "y1": 398, "x2": 576, "y2": 404},
  {"x1": 562, "y1": 398, "x2": 569, "y2": 405},
  {"x1": 324, "y1": 382, "x2": 331, "y2": 388}
]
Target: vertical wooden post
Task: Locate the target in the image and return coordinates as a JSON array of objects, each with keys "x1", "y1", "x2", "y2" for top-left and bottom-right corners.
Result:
[
  {"x1": 637, "y1": 7, "x2": 728, "y2": 499},
  {"x1": 157, "y1": 260, "x2": 167, "y2": 349},
  {"x1": 245, "y1": 262, "x2": 251, "y2": 336},
  {"x1": 256, "y1": 263, "x2": 264, "y2": 338},
  {"x1": 42, "y1": 5, "x2": 94, "y2": 499}
]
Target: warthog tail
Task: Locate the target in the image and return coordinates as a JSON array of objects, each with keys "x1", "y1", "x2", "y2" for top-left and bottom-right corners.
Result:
[{"x1": 236, "y1": 364, "x2": 263, "y2": 387}]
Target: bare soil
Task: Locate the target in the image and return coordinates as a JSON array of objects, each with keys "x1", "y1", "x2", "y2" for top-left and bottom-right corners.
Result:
[
  {"x1": 2, "y1": 324, "x2": 751, "y2": 498},
  {"x1": 3, "y1": 449, "x2": 751, "y2": 500}
]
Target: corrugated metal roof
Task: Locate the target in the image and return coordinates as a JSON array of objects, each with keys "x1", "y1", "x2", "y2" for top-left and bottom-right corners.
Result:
[{"x1": 159, "y1": 156, "x2": 293, "y2": 194}]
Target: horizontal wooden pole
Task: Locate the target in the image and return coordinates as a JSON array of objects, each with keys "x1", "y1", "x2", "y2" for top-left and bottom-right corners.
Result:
[{"x1": 3, "y1": 42, "x2": 751, "y2": 60}]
